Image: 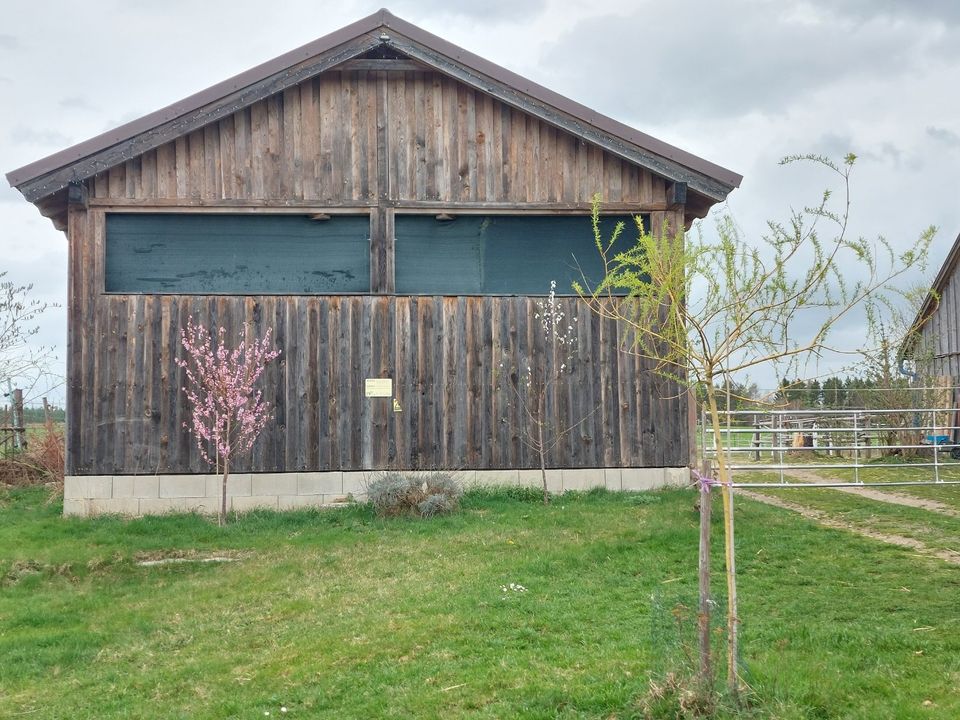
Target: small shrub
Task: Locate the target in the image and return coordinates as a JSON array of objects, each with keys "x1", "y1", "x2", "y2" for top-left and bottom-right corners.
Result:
[
  {"x1": 417, "y1": 493, "x2": 455, "y2": 517},
  {"x1": 639, "y1": 671, "x2": 716, "y2": 719},
  {"x1": 366, "y1": 471, "x2": 462, "y2": 518},
  {"x1": 30, "y1": 417, "x2": 65, "y2": 494},
  {"x1": 0, "y1": 418, "x2": 63, "y2": 491},
  {"x1": 423, "y1": 472, "x2": 464, "y2": 502}
]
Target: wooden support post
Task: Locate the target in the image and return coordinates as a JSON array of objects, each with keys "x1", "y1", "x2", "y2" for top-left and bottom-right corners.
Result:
[
  {"x1": 752, "y1": 413, "x2": 760, "y2": 461},
  {"x1": 697, "y1": 458, "x2": 713, "y2": 695},
  {"x1": 12, "y1": 388, "x2": 24, "y2": 451},
  {"x1": 863, "y1": 416, "x2": 872, "y2": 460}
]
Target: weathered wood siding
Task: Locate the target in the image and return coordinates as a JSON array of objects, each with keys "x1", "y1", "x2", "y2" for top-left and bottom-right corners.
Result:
[
  {"x1": 87, "y1": 70, "x2": 669, "y2": 207},
  {"x1": 67, "y1": 291, "x2": 687, "y2": 474},
  {"x1": 918, "y1": 264, "x2": 960, "y2": 380},
  {"x1": 68, "y1": 67, "x2": 688, "y2": 475}
]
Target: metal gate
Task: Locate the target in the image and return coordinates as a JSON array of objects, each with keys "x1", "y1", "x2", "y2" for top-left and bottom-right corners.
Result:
[{"x1": 701, "y1": 404, "x2": 960, "y2": 487}]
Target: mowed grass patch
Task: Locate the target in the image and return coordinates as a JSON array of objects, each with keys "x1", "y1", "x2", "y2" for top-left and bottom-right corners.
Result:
[
  {"x1": 800, "y1": 462, "x2": 960, "y2": 511},
  {"x1": 0, "y1": 486, "x2": 959, "y2": 718}
]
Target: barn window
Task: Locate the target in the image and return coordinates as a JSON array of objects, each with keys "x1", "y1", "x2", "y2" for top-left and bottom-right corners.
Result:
[
  {"x1": 104, "y1": 213, "x2": 371, "y2": 294},
  {"x1": 393, "y1": 214, "x2": 646, "y2": 295}
]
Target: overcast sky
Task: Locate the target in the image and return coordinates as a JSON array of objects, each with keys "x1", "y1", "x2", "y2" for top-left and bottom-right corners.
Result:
[{"x1": 3, "y1": 0, "x2": 959, "y2": 403}]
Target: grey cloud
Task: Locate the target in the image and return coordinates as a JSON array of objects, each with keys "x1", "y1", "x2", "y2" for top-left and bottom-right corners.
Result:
[
  {"x1": 813, "y1": 0, "x2": 960, "y2": 25},
  {"x1": 10, "y1": 126, "x2": 72, "y2": 147},
  {"x1": 391, "y1": 0, "x2": 546, "y2": 21},
  {"x1": 540, "y1": 1, "x2": 948, "y2": 123},
  {"x1": 0, "y1": 34, "x2": 19, "y2": 51},
  {"x1": 59, "y1": 96, "x2": 95, "y2": 110},
  {"x1": 926, "y1": 125, "x2": 960, "y2": 148}
]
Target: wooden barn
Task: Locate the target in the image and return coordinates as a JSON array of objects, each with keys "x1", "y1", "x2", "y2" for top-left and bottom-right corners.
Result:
[
  {"x1": 7, "y1": 9, "x2": 741, "y2": 515},
  {"x1": 909, "y1": 230, "x2": 960, "y2": 381}
]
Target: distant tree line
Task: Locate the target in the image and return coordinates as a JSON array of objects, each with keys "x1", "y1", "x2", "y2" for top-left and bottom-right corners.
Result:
[
  {"x1": 696, "y1": 374, "x2": 925, "y2": 413},
  {"x1": 3, "y1": 405, "x2": 66, "y2": 424},
  {"x1": 774, "y1": 376, "x2": 916, "y2": 410}
]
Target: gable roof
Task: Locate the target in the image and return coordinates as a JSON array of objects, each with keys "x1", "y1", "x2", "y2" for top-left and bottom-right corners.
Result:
[{"x1": 7, "y1": 8, "x2": 741, "y2": 212}]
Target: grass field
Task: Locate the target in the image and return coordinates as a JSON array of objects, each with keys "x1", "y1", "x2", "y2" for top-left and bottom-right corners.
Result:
[{"x1": 2, "y1": 485, "x2": 959, "y2": 719}]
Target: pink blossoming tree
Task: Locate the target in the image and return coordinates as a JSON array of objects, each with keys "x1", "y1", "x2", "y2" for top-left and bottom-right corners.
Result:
[{"x1": 176, "y1": 317, "x2": 281, "y2": 525}]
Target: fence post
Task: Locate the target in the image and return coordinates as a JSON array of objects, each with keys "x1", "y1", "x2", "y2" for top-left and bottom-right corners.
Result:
[
  {"x1": 12, "y1": 388, "x2": 24, "y2": 451},
  {"x1": 934, "y1": 435, "x2": 941, "y2": 484},
  {"x1": 863, "y1": 415, "x2": 872, "y2": 460},
  {"x1": 853, "y1": 413, "x2": 861, "y2": 484},
  {"x1": 776, "y1": 413, "x2": 785, "y2": 484},
  {"x1": 753, "y1": 414, "x2": 760, "y2": 462}
]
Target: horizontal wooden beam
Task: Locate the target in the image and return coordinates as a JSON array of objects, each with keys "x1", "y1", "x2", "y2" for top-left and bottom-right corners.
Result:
[
  {"x1": 88, "y1": 198, "x2": 376, "y2": 211},
  {"x1": 385, "y1": 200, "x2": 662, "y2": 214},
  {"x1": 666, "y1": 181, "x2": 687, "y2": 209},
  {"x1": 67, "y1": 182, "x2": 88, "y2": 207},
  {"x1": 337, "y1": 59, "x2": 427, "y2": 71},
  {"x1": 87, "y1": 198, "x2": 662, "y2": 214}
]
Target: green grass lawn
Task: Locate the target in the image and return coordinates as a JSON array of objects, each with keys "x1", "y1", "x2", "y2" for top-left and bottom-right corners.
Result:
[
  {"x1": 735, "y1": 460, "x2": 960, "y2": 511},
  {"x1": 2, "y1": 486, "x2": 959, "y2": 719}
]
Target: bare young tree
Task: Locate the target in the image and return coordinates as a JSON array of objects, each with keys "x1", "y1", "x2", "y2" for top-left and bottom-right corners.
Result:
[
  {"x1": 504, "y1": 282, "x2": 596, "y2": 504},
  {"x1": 576, "y1": 154, "x2": 935, "y2": 697},
  {"x1": 0, "y1": 273, "x2": 57, "y2": 398}
]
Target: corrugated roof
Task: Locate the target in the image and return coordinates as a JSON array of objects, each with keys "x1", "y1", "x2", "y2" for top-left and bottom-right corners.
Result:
[{"x1": 7, "y1": 8, "x2": 741, "y2": 202}]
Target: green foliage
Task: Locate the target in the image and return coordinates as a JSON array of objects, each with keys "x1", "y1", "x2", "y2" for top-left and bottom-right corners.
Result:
[
  {"x1": 578, "y1": 152, "x2": 937, "y2": 697},
  {"x1": 576, "y1": 154, "x2": 936, "y2": 389},
  {"x1": 365, "y1": 471, "x2": 463, "y2": 518},
  {"x1": 462, "y1": 484, "x2": 549, "y2": 504},
  {"x1": 21, "y1": 406, "x2": 65, "y2": 424}
]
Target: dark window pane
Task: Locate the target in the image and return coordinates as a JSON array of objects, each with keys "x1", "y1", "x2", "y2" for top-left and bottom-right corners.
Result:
[
  {"x1": 394, "y1": 214, "x2": 645, "y2": 295},
  {"x1": 105, "y1": 213, "x2": 370, "y2": 293}
]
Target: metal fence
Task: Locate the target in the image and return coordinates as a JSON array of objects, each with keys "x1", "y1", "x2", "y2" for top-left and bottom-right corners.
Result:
[{"x1": 701, "y1": 404, "x2": 960, "y2": 487}]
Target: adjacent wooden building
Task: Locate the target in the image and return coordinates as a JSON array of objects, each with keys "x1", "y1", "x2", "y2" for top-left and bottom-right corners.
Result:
[
  {"x1": 909, "y1": 230, "x2": 960, "y2": 381},
  {"x1": 7, "y1": 10, "x2": 741, "y2": 513}
]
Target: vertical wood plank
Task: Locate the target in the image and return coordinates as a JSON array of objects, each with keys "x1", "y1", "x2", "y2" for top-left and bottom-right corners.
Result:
[
  {"x1": 203, "y1": 123, "x2": 221, "y2": 199},
  {"x1": 266, "y1": 94, "x2": 283, "y2": 200},
  {"x1": 155, "y1": 143, "x2": 176, "y2": 199},
  {"x1": 301, "y1": 78, "x2": 320, "y2": 201},
  {"x1": 187, "y1": 130, "x2": 204, "y2": 199},
  {"x1": 285, "y1": 297, "x2": 301, "y2": 470},
  {"x1": 219, "y1": 115, "x2": 236, "y2": 199},
  {"x1": 140, "y1": 150, "x2": 158, "y2": 199},
  {"x1": 250, "y1": 100, "x2": 267, "y2": 199},
  {"x1": 66, "y1": 205, "x2": 85, "y2": 473},
  {"x1": 394, "y1": 296, "x2": 412, "y2": 468}
]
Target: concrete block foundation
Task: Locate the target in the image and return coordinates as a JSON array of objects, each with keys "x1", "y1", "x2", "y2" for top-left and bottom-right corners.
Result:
[{"x1": 62, "y1": 467, "x2": 691, "y2": 517}]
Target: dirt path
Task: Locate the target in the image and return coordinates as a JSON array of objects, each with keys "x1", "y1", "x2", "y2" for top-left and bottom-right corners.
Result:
[
  {"x1": 739, "y1": 489, "x2": 960, "y2": 566},
  {"x1": 777, "y1": 468, "x2": 960, "y2": 518}
]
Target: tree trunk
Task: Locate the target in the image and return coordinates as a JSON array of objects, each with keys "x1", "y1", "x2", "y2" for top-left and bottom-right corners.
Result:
[
  {"x1": 220, "y1": 454, "x2": 229, "y2": 527},
  {"x1": 538, "y1": 388, "x2": 549, "y2": 505},
  {"x1": 698, "y1": 459, "x2": 713, "y2": 695},
  {"x1": 705, "y1": 384, "x2": 739, "y2": 699}
]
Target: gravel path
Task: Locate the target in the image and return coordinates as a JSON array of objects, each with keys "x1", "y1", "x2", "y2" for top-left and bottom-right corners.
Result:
[
  {"x1": 739, "y1": 486, "x2": 960, "y2": 566},
  {"x1": 780, "y1": 468, "x2": 960, "y2": 518}
]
